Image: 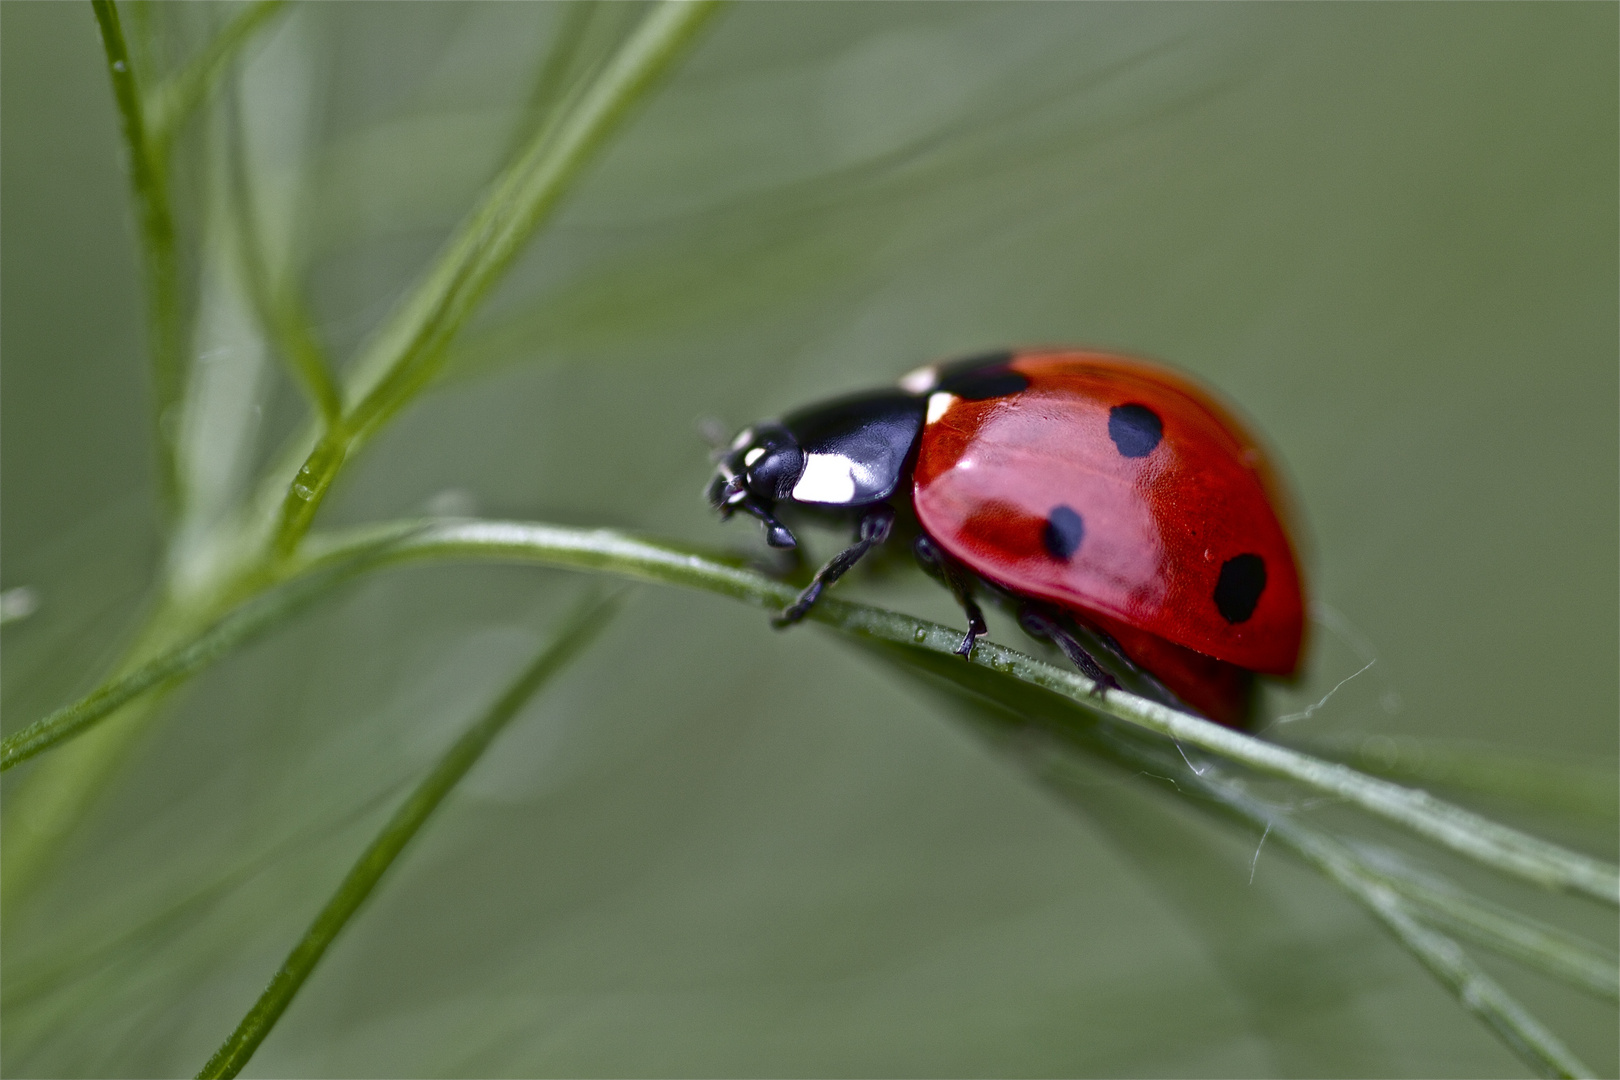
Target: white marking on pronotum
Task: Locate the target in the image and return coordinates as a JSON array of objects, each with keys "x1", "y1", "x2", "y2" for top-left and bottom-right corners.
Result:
[
  {"x1": 1273, "y1": 658, "x2": 1376, "y2": 725},
  {"x1": 899, "y1": 365, "x2": 939, "y2": 394},
  {"x1": 1249, "y1": 821, "x2": 1272, "y2": 884},
  {"x1": 730, "y1": 427, "x2": 754, "y2": 451},
  {"x1": 743, "y1": 447, "x2": 765, "y2": 467},
  {"x1": 792, "y1": 454, "x2": 862, "y2": 503},
  {"x1": 926, "y1": 392, "x2": 955, "y2": 425}
]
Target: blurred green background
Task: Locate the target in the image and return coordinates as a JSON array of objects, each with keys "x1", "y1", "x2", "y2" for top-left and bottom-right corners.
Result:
[{"x1": 2, "y1": 3, "x2": 1615, "y2": 1076}]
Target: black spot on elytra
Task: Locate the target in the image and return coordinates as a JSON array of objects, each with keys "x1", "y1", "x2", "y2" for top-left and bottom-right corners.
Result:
[
  {"x1": 1109, "y1": 403, "x2": 1162, "y2": 457},
  {"x1": 936, "y1": 352, "x2": 1028, "y2": 400},
  {"x1": 1043, "y1": 505, "x2": 1085, "y2": 560},
  {"x1": 1214, "y1": 553, "x2": 1266, "y2": 624}
]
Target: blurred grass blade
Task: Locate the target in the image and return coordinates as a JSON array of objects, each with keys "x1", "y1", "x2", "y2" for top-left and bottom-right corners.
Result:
[
  {"x1": 883, "y1": 664, "x2": 1594, "y2": 1078},
  {"x1": 144, "y1": 0, "x2": 288, "y2": 150},
  {"x1": 1286, "y1": 733, "x2": 1619, "y2": 823},
  {"x1": 0, "y1": 540, "x2": 397, "y2": 771},
  {"x1": 341, "y1": 0, "x2": 722, "y2": 434},
  {"x1": 1208, "y1": 785, "x2": 1594, "y2": 1079},
  {"x1": 91, "y1": 0, "x2": 183, "y2": 513},
  {"x1": 504, "y1": 0, "x2": 604, "y2": 168},
  {"x1": 271, "y1": 0, "x2": 723, "y2": 554},
  {"x1": 194, "y1": 591, "x2": 620, "y2": 1080},
  {"x1": 296, "y1": 519, "x2": 1620, "y2": 905},
  {"x1": 1351, "y1": 845, "x2": 1620, "y2": 1002},
  {"x1": 17, "y1": 514, "x2": 1614, "y2": 911},
  {"x1": 225, "y1": 73, "x2": 342, "y2": 426},
  {"x1": 3, "y1": 779, "x2": 405, "y2": 1015}
]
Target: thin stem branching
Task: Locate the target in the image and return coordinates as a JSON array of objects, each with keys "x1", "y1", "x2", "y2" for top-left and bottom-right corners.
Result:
[
  {"x1": 11, "y1": 520, "x2": 1615, "y2": 911},
  {"x1": 270, "y1": 0, "x2": 723, "y2": 555}
]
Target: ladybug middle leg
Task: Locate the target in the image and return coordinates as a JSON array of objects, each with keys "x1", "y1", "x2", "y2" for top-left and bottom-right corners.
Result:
[
  {"x1": 773, "y1": 505, "x2": 895, "y2": 626},
  {"x1": 913, "y1": 534, "x2": 988, "y2": 658},
  {"x1": 1017, "y1": 604, "x2": 1122, "y2": 697}
]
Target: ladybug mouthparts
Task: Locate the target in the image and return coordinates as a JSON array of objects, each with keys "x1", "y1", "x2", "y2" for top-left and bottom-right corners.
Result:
[{"x1": 706, "y1": 427, "x2": 801, "y2": 549}]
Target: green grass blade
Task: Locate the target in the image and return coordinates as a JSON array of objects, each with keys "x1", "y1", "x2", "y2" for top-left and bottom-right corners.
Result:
[
  {"x1": 1286, "y1": 733, "x2": 1618, "y2": 823},
  {"x1": 270, "y1": 0, "x2": 723, "y2": 555},
  {"x1": 194, "y1": 592, "x2": 620, "y2": 1080},
  {"x1": 1208, "y1": 784, "x2": 1595, "y2": 1079},
  {"x1": 224, "y1": 75, "x2": 342, "y2": 426},
  {"x1": 503, "y1": 0, "x2": 604, "y2": 168},
  {"x1": 296, "y1": 518, "x2": 1620, "y2": 906},
  {"x1": 0, "y1": 547, "x2": 386, "y2": 772},
  {"x1": 91, "y1": 0, "x2": 183, "y2": 513},
  {"x1": 881, "y1": 655, "x2": 1596, "y2": 1077},
  {"x1": 1360, "y1": 847, "x2": 1620, "y2": 1003},
  {"x1": 2, "y1": 691, "x2": 173, "y2": 909},
  {"x1": 880, "y1": 645, "x2": 1618, "y2": 1002},
  {"x1": 143, "y1": 0, "x2": 288, "y2": 150},
  {"x1": 17, "y1": 515, "x2": 1615, "y2": 911},
  {"x1": 3, "y1": 780, "x2": 405, "y2": 1015},
  {"x1": 11, "y1": 515, "x2": 1606, "y2": 1065},
  {"x1": 340, "y1": 0, "x2": 722, "y2": 436}
]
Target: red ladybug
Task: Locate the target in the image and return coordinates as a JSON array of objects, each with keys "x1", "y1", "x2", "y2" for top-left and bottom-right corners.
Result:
[{"x1": 707, "y1": 349, "x2": 1306, "y2": 726}]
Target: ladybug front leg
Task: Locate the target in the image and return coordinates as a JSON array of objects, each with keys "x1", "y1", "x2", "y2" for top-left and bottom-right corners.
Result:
[
  {"x1": 773, "y1": 505, "x2": 895, "y2": 627},
  {"x1": 1017, "y1": 605, "x2": 1122, "y2": 696},
  {"x1": 913, "y1": 535, "x2": 988, "y2": 658}
]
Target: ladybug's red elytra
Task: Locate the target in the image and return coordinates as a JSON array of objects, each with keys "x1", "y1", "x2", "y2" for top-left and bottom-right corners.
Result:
[{"x1": 707, "y1": 349, "x2": 1307, "y2": 726}]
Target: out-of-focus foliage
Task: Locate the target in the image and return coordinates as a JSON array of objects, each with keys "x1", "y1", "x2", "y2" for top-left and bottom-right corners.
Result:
[{"x1": 2, "y1": 3, "x2": 1614, "y2": 1076}]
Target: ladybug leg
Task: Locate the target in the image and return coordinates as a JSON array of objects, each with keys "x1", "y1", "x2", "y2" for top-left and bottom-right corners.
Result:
[
  {"x1": 913, "y1": 535, "x2": 988, "y2": 658},
  {"x1": 773, "y1": 505, "x2": 895, "y2": 627},
  {"x1": 1017, "y1": 605, "x2": 1122, "y2": 696}
]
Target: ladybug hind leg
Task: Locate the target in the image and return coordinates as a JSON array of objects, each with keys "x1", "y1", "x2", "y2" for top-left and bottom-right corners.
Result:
[
  {"x1": 913, "y1": 535, "x2": 988, "y2": 657},
  {"x1": 1017, "y1": 605, "x2": 1122, "y2": 697},
  {"x1": 773, "y1": 504, "x2": 895, "y2": 627}
]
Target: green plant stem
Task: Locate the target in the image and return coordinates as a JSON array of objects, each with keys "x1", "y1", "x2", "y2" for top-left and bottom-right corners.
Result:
[
  {"x1": 15, "y1": 519, "x2": 1610, "y2": 1066},
  {"x1": 1208, "y1": 783, "x2": 1594, "y2": 1078},
  {"x1": 194, "y1": 593, "x2": 619, "y2": 1080},
  {"x1": 3, "y1": 779, "x2": 406, "y2": 1015},
  {"x1": 1032, "y1": 746, "x2": 1593, "y2": 1079},
  {"x1": 143, "y1": 0, "x2": 288, "y2": 152},
  {"x1": 1285, "y1": 733, "x2": 1618, "y2": 822},
  {"x1": 5, "y1": 2, "x2": 295, "y2": 900},
  {"x1": 224, "y1": 74, "x2": 342, "y2": 425},
  {"x1": 14, "y1": 519, "x2": 1617, "y2": 910},
  {"x1": 0, "y1": 555, "x2": 377, "y2": 771},
  {"x1": 860, "y1": 640, "x2": 1599, "y2": 1075},
  {"x1": 270, "y1": 0, "x2": 722, "y2": 555},
  {"x1": 1, "y1": 689, "x2": 171, "y2": 910},
  {"x1": 312, "y1": 520, "x2": 1620, "y2": 905},
  {"x1": 92, "y1": 0, "x2": 183, "y2": 512},
  {"x1": 505, "y1": 0, "x2": 602, "y2": 168},
  {"x1": 1356, "y1": 847, "x2": 1620, "y2": 1002}
]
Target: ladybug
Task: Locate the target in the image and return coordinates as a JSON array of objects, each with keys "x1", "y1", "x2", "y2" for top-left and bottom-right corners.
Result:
[{"x1": 706, "y1": 349, "x2": 1306, "y2": 727}]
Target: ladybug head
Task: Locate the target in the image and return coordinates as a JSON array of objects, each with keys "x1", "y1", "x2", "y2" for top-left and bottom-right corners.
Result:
[{"x1": 705, "y1": 422, "x2": 804, "y2": 549}]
